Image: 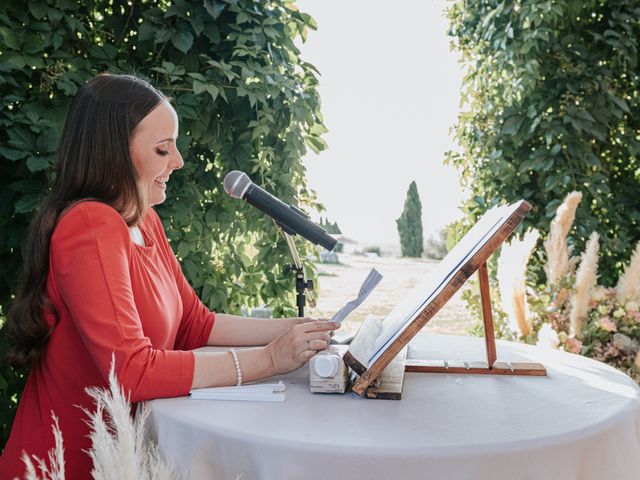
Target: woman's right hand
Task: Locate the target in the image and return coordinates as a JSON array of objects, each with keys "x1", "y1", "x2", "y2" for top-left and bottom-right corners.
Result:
[{"x1": 265, "y1": 320, "x2": 339, "y2": 375}]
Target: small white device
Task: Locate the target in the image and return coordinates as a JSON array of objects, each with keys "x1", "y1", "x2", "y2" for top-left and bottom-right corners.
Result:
[{"x1": 309, "y1": 345, "x2": 350, "y2": 393}]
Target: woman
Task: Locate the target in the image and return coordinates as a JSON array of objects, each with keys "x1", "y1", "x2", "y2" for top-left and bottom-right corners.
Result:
[{"x1": 0, "y1": 74, "x2": 337, "y2": 478}]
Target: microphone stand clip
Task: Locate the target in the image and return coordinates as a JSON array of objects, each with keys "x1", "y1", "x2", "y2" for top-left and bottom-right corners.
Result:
[{"x1": 281, "y1": 229, "x2": 316, "y2": 318}]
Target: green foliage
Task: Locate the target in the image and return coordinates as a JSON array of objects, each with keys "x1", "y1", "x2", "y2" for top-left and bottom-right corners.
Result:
[
  {"x1": 396, "y1": 181, "x2": 424, "y2": 257},
  {"x1": 0, "y1": 0, "x2": 325, "y2": 449},
  {"x1": 579, "y1": 290, "x2": 640, "y2": 383},
  {"x1": 447, "y1": 0, "x2": 640, "y2": 286}
]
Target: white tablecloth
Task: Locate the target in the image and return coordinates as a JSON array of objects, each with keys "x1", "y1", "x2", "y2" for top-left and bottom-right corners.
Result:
[{"x1": 145, "y1": 334, "x2": 640, "y2": 480}]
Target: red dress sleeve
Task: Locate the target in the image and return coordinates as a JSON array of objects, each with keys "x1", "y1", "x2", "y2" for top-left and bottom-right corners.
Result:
[
  {"x1": 50, "y1": 202, "x2": 195, "y2": 401},
  {"x1": 146, "y1": 209, "x2": 216, "y2": 350}
]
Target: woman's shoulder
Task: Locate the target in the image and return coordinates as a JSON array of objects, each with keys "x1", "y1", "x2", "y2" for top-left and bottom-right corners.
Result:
[{"x1": 54, "y1": 201, "x2": 128, "y2": 238}]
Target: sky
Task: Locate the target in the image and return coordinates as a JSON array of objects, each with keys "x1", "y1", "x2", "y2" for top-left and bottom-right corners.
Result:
[{"x1": 296, "y1": 0, "x2": 466, "y2": 245}]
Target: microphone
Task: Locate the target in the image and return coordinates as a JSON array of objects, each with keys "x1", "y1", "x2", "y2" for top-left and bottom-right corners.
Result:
[{"x1": 223, "y1": 170, "x2": 337, "y2": 251}]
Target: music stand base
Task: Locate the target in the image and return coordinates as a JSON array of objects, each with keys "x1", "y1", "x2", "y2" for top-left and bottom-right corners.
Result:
[{"x1": 405, "y1": 359, "x2": 547, "y2": 376}]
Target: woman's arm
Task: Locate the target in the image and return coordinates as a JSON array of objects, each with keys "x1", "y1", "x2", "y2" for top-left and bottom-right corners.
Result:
[
  {"x1": 206, "y1": 314, "x2": 305, "y2": 346},
  {"x1": 192, "y1": 319, "x2": 338, "y2": 389}
]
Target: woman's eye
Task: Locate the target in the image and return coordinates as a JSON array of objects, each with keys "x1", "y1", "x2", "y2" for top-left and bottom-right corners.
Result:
[{"x1": 156, "y1": 149, "x2": 169, "y2": 156}]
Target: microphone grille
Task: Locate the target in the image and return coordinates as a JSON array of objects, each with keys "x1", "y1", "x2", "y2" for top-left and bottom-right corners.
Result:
[{"x1": 223, "y1": 171, "x2": 251, "y2": 199}]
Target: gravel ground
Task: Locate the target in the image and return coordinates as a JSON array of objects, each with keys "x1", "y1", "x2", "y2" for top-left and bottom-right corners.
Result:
[{"x1": 307, "y1": 253, "x2": 476, "y2": 337}]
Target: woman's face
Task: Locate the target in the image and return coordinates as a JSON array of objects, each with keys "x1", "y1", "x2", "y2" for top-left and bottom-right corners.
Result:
[{"x1": 130, "y1": 100, "x2": 184, "y2": 208}]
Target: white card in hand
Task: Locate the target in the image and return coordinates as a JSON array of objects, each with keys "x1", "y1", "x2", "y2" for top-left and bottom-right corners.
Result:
[{"x1": 331, "y1": 268, "x2": 383, "y2": 324}]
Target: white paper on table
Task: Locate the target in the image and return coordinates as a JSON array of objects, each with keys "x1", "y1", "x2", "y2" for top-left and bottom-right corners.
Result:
[
  {"x1": 190, "y1": 381, "x2": 286, "y2": 402},
  {"x1": 331, "y1": 268, "x2": 383, "y2": 324}
]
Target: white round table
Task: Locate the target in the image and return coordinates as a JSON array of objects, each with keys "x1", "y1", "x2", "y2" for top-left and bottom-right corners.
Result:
[{"x1": 145, "y1": 334, "x2": 640, "y2": 480}]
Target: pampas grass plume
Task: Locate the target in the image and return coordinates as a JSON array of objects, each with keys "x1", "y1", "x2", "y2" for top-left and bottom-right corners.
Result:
[
  {"x1": 544, "y1": 192, "x2": 582, "y2": 284},
  {"x1": 20, "y1": 356, "x2": 176, "y2": 480},
  {"x1": 536, "y1": 323, "x2": 560, "y2": 350},
  {"x1": 497, "y1": 228, "x2": 540, "y2": 337},
  {"x1": 22, "y1": 414, "x2": 65, "y2": 480},
  {"x1": 616, "y1": 240, "x2": 640, "y2": 303},
  {"x1": 84, "y1": 355, "x2": 178, "y2": 480},
  {"x1": 570, "y1": 232, "x2": 599, "y2": 337}
]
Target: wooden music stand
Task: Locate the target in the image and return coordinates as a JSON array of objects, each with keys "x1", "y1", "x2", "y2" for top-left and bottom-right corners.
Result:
[{"x1": 344, "y1": 200, "x2": 547, "y2": 400}]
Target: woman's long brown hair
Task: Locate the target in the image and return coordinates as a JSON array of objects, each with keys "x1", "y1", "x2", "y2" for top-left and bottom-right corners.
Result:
[{"x1": 6, "y1": 74, "x2": 165, "y2": 368}]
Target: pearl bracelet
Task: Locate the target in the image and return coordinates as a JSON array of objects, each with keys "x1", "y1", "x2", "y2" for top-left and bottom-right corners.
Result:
[{"x1": 229, "y1": 348, "x2": 242, "y2": 386}]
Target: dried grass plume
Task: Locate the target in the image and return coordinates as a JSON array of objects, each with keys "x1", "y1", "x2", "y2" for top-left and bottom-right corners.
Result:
[
  {"x1": 616, "y1": 240, "x2": 640, "y2": 303},
  {"x1": 85, "y1": 357, "x2": 177, "y2": 480},
  {"x1": 544, "y1": 192, "x2": 582, "y2": 284},
  {"x1": 19, "y1": 356, "x2": 177, "y2": 480},
  {"x1": 83, "y1": 355, "x2": 178, "y2": 480},
  {"x1": 21, "y1": 414, "x2": 65, "y2": 480},
  {"x1": 570, "y1": 232, "x2": 599, "y2": 337},
  {"x1": 536, "y1": 323, "x2": 560, "y2": 350},
  {"x1": 498, "y1": 228, "x2": 540, "y2": 337}
]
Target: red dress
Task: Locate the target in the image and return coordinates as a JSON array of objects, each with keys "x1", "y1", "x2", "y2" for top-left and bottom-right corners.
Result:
[{"x1": 0, "y1": 202, "x2": 215, "y2": 479}]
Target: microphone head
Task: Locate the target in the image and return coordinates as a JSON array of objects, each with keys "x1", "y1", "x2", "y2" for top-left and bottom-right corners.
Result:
[{"x1": 223, "y1": 170, "x2": 252, "y2": 199}]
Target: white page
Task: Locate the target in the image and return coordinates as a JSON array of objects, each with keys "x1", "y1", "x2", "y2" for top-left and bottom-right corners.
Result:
[{"x1": 331, "y1": 268, "x2": 383, "y2": 324}]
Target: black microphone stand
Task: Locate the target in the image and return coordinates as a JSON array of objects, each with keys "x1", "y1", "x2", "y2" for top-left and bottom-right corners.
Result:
[{"x1": 281, "y1": 230, "x2": 315, "y2": 318}]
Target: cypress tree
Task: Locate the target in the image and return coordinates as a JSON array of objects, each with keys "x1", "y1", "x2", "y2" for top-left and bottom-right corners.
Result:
[{"x1": 396, "y1": 181, "x2": 424, "y2": 257}]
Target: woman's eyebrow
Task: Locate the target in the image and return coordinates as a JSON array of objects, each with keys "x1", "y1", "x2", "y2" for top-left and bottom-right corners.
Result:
[{"x1": 155, "y1": 137, "x2": 175, "y2": 144}]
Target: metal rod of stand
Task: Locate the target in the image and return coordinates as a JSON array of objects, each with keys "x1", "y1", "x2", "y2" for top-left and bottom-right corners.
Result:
[
  {"x1": 295, "y1": 269, "x2": 305, "y2": 317},
  {"x1": 282, "y1": 231, "x2": 314, "y2": 318}
]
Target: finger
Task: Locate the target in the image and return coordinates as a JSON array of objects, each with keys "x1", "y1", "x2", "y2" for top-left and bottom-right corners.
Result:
[
  {"x1": 297, "y1": 344, "x2": 317, "y2": 359},
  {"x1": 308, "y1": 338, "x2": 329, "y2": 351},
  {"x1": 300, "y1": 321, "x2": 339, "y2": 333},
  {"x1": 294, "y1": 332, "x2": 330, "y2": 352},
  {"x1": 301, "y1": 349, "x2": 316, "y2": 361},
  {"x1": 307, "y1": 332, "x2": 332, "y2": 343}
]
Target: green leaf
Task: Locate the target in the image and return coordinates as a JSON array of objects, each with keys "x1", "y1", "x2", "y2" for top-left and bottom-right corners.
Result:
[
  {"x1": 26, "y1": 156, "x2": 50, "y2": 172},
  {"x1": 178, "y1": 241, "x2": 192, "y2": 258},
  {"x1": 206, "y1": 84, "x2": 219, "y2": 101},
  {"x1": 47, "y1": 8, "x2": 63, "y2": 23},
  {"x1": 610, "y1": 95, "x2": 630, "y2": 114},
  {"x1": 520, "y1": 40, "x2": 536, "y2": 54},
  {"x1": 155, "y1": 28, "x2": 173, "y2": 43},
  {"x1": 192, "y1": 80, "x2": 206, "y2": 95},
  {"x1": 0, "y1": 146, "x2": 26, "y2": 160},
  {"x1": 0, "y1": 54, "x2": 25, "y2": 72},
  {"x1": 204, "y1": 0, "x2": 225, "y2": 20},
  {"x1": 237, "y1": 12, "x2": 250, "y2": 25},
  {"x1": 22, "y1": 36, "x2": 44, "y2": 54},
  {"x1": 576, "y1": 110, "x2": 596, "y2": 123},
  {"x1": 138, "y1": 22, "x2": 155, "y2": 42},
  {"x1": 502, "y1": 116, "x2": 523, "y2": 135},
  {"x1": 28, "y1": 2, "x2": 48, "y2": 19},
  {"x1": 191, "y1": 15, "x2": 204, "y2": 36},
  {"x1": 171, "y1": 31, "x2": 193, "y2": 54},
  {"x1": 0, "y1": 27, "x2": 21, "y2": 50},
  {"x1": 305, "y1": 135, "x2": 327, "y2": 153},
  {"x1": 52, "y1": 34, "x2": 63, "y2": 50},
  {"x1": 14, "y1": 194, "x2": 43, "y2": 214}
]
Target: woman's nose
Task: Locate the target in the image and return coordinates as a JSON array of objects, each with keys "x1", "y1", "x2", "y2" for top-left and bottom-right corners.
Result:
[{"x1": 172, "y1": 151, "x2": 184, "y2": 170}]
